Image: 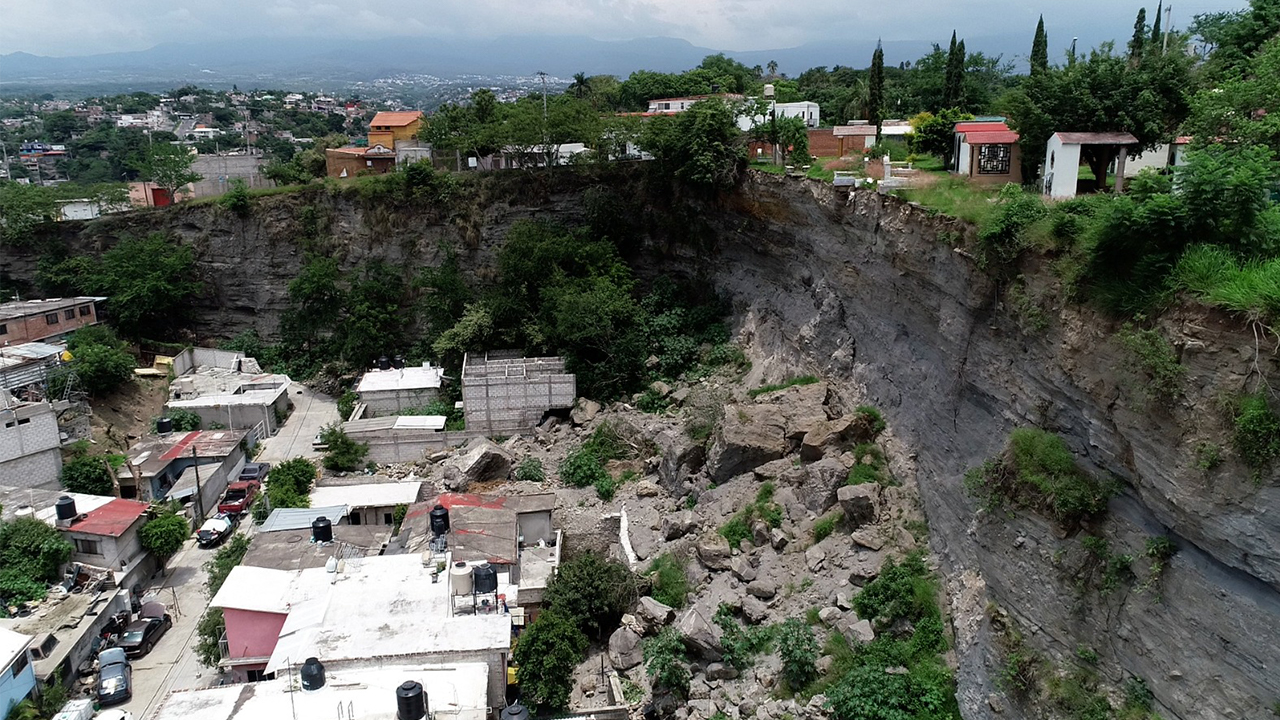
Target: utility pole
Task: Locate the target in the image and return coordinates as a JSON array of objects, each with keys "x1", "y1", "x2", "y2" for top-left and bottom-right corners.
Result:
[
  {"x1": 1163, "y1": 4, "x2": 1173, "y2": 54},
  {"x1": 191, "y1": 444, "x2": 204, "y2": 524}
]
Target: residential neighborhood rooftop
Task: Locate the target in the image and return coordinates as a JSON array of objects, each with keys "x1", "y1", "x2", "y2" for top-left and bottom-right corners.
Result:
[
  {"x1": 355, "y1": 363, "x2": 445, "y2": 393},
  {"x1": 309, "y1": 481, "x2": 422, "y2": 509},
  {"x1": 369, "y1": 110, "x2": 425, "y2": 127},
  {"x1": 0, "y1": 297, "x2": 103, "y2": 321},
  {"x1": 398, "y1": 493, "x2": 557, "y2": 565},
  {"x1": 149, "y1": 661, "x2": 489, "y2": 720},
  {"x1": 242, "y1": 525, "x2": 390, "y2": 572},
  {"x1": 0, "y1": 627, "x2": 32, "y2": 670},
  {"x1": 123, "y1": 430, "x2": 247, "y2": 479},
  {"x1": 257, "y1": 504, "x2": 351, "y2": 533},
  {"x1": 67, "y1": 498, "x2": 149, "y2": 537},
  {"x1": 0, "y1": 486, "x2": 114, "y2": 524},
  {"x1": 965, "y1": 131, "x2": 1020, "y2": 144},
  {"x1": 954, "y1": 121, "x2": 1011, "y2": 133},
  {"x1": 1053, "y1": 131, "x2": 1139, "y2": 144}
]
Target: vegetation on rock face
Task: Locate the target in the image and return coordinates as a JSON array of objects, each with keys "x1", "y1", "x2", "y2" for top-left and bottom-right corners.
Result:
[
  {"x1": 748, "y1": 375, "x2": 819, "y2": 399},
  {"x1": 1116, "y1": 323, "x2": 1184, "y2": 407},
  {"x1": 777, "y1": 617, "x2": 819, "y2": 691},
  {"x1": 719, "y1": 482, "x2": 784, "y2": 548},
  {"x1": 515, "y1": 457, "x2": 546, "y2": 483},
  {"x1": 644, "y1": 627, "x2": 691, "y2": 699},
  {"x1": 964, "y1": 428, "x2": 1117, "y2": 528},
  {"x1": 647, "y1": 553, "x2": 690, "y2": 608},
  {"x1": 639, "y1": 97, "x2": 747, "y2": 191},
  {"x1": 1231, "y1": 393, "x2": 1280, "y2": 473}
]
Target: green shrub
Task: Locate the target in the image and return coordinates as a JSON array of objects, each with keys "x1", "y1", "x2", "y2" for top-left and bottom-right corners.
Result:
[
  {"x1": 266, "y1": 457, "x2": 316, "y2": 510},
  {"x1": 1117, "y1": 323, "x2": 1184, "y2": 406},
  {"x1": 719, "y1": 482, "x2": 784, "y2": 548},
  {"x1": 543, "y1": 553, "x2": 637, "y2": 640},
  {"x1": 516, "y1": 457, "x2": 546, "y2": 482},
  {"x1": 1233, "y1": 393, "x2": 1280, "y2": 470},
  {"x1": 65, "y1": 325, "x2": 136, "y2": 395},
  {"x1": 61, "y1": 455, "x2": 115, "y2": 495},
  {"x1": 513, "y1": 610, "x2": 588, "y2": 711},
  {"x1": 644, "y1": 627, "x2": 690, "y2": 698},
  {"x1": 748, "y1": 375, "x2": 819, "y2": 399},
  {"x1": 320, "y1": 426, "x2": 369, "y2": 472},
  {"x1": 559, "y1": 448, "x2": 608, "y2": 488},
  {"x1": 595, "y1": 474, "x2": 619, "y2": 501},
  {"x1": 204, "y1": 534, "x2": 251, "y2": 596},
  {"x1": 853, "y1": 405, "x2": 887, "y2": 438},
  {"x1": 1195, "y1": 442, "x2": 1222, "y2": 471},
  {"x1": 964, "y1": 428, "x2": 1117, "y2": 527},
  {"x1": 636, "y1": 387, "x2": 671, "y2": 413},
  {"x1": 719, "y1": 515, "x2": 752, "y2": 548},
  {"x1": 139, "y1": 512, "x2": 190, "y2": 559},
  {"x1": 219, "y1": 179, "x2": 252, "y2": 215},
  {"x1": 812, "y1": 511, "x2": 842, "y2": 543},
  {"x1": 1078, "y1": 535, "x2": 1134, "y2": 596},
  {"x1": 847, "y1": 464, "x2": 883, "y2": 486},
  {"x1": 648, "y1": 553, "x2": 689, "y2": 608},
  {"x1": 776, "y1": 617, "x2": 818, "y2": 690},
  {"x1": 713, "y1": 605, "x2": 775, "y2": 670},
  {"x1": 0, "y1": 516, "x2": 72, "y2": 602},
  {"x1": 853, "y1": 552, "x2": 937, "y2": 627},
  {"x1": 976, "y1": 185, "x2": 1048, "y2": 269},
  {"x1": 336, "y1": 390, "x2": 358, "y2": 420}
]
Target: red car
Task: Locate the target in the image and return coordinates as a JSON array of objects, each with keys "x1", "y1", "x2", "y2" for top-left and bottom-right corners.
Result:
[{"x1": 218, "y1": 480, "x2": 260, "y2": 515}]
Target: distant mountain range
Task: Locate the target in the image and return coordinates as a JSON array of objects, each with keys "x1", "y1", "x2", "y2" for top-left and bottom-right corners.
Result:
[{"x1": 0, "y1": 33, "x2": 1031, "y2": 92}]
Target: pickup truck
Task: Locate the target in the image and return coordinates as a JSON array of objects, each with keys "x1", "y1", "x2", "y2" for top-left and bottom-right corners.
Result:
[{"x1": 217, "y1": 480, "x2": 260, "y2": 515}]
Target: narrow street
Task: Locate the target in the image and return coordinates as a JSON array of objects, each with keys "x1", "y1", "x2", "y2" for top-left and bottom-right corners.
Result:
[{"x1": 256, "y1": 383, "x2": 340, "y2": 463}]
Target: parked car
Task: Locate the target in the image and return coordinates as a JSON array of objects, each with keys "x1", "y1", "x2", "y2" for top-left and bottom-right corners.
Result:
[
  {"x1": 118, "y1": 606, "x2": 172, "y2": 658},
  {"x1": 196, "y1": 513, "x2": 237, "y2": 548},
  {"x1": 96, "y1": 648, "x2": 131, "y2": 705},
  {"x1": 94, "y1": 710, "x2": 135, "y2": 720},
  {"x1": 218, "y1": 480, "x2": 260, "y2": 515},
  {"x1": 238, "y1": 462, "x2": 270, "y2": 482},
  {"x1": 312, "y1": 432, "x2": 328, "y2": 451}
]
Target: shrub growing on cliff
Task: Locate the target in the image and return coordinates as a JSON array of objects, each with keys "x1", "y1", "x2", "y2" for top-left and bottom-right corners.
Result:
[
  {"x1": 647, "y1": 553, "x2": 689, "y2": 608},
  {"x1": 644, "y1": 627, "x2": 691, "y2": 699},
  {"x1": 1232, "y1": 393, "x2": 1280, "y2": 472},
  {"x1": 1117, "y1": 323, "x2": 1183, "y2": 407},
  {"x1": 639, "y1": 98, "x2": 746, "y2": 192},
  {"x1": 513, "y1": 610, "x2": 587, "y2": 711},
  {"x1": 964, "y1": 428, "x2": 1117, "y2": 527},
  {"x1": 776, "y1": 617, "x2": 819, "y2": 690}
]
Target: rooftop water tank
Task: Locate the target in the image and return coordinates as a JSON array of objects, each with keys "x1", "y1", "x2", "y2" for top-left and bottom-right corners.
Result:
[
  {"x1": 429, "y1": 504, "x2": 450, "y2": 536},
  {"x1": 378, "y1": 356, "x2": 391, "y2": 371},
  {"x1": 55, "y1": 496, "x2": 77, "y2": 522},
  {"x1": 449, "y1": 561, "x2": 473, "y2": 596},
  {"x1": 312, "y1": 516, "x2": 333, "y2": 543},
  {"x1": 393, "y1": 355, "x2": 406, "y2": 369},
  {"x1": 156, "y1": 417, "x2": 173, "y2": 434},
  {"x1": 473, "y1": 563, "x2": 498, "y2": 594},
  {"x1": 300, "y1": 657, "x2": 325, "y2": 691},
  {"x1": 501, "y1": 701, "x2": 531, "y2": 720},
  {"x1": 396, "y1": 680, "x2": 427, "y2": 720}
]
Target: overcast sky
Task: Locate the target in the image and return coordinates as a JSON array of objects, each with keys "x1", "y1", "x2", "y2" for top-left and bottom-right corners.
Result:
[{"x1": 0, "y1": 0, "x2": 1251, "y2": 57}]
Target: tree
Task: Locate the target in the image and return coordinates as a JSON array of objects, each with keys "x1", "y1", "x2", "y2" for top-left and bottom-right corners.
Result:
[
  {"x1": 0, "y1": 517, "x2": 73, "y2": 602},
  {"x1": 542, "y1": 552, "x2": 637, "y2": 640},
  {"x1": 568, "y1": 72, "x2": 590, "y2": 99},
  {"x1": 943, "y1": 32, "x2": 966, "y2": 109},
  {"x1": 1130, "y1": 7, "x2": 1149, "y2": 59},
  {"x1": 320, "y1": 427, "x2": 368, "y2": 472},
  {"x1": 767, "y1": 59, "x2": 779, "y2": 77},
  {"x1": 204, "y1": 533, "x2": 251, "y2": 596},
  {"x1": 868, "y1": 42, "x2": 885, "y2": 131},
  {"x1": 265, "y1": 457, "x2": 316, "y2": 509},
  {"x1": 1187, "y1": 36, "x2": 1280, "y2": 154},
  {"x1": 138, "y1": 143, "x2": 201, "y2": 203},
  {"x1": 139, "y1": 512, "x2": 190, "y2": 560},
  {"x1": 0, "y1": 182, "x2": 58, "y2": 247},
  {"x1": 908, "y1": 108, "x2": 974, "y2": 164},
  {"x1": 66, "y1": 326, "x2": 135, "y2": 395},
  {"x1": 638, "y1": 97, "x2": 746, "y2": 191},
  {"x1": 194, "y1": 607, "x2": 225, "y2": 668},
  {"x1": 1031, "y1": 16, "x2": 1050, "y2": 75},
  {"x1": 512, "y1": 610, "x2": 587, "y2": 710},
  {"x1": 61, "y1": 456, "x2": 116, "y2": 496},
  {"x1": 1151, "y1": 1, "x2": 1164, "y2": 49},
  {"x1": 776, "y1": 618, "x2": 818, "y2": 691}
]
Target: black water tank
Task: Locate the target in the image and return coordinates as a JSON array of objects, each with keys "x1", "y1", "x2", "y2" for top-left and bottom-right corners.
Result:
[
  {"x1": 378, "y1": 356, "x2": 391, "y2": 371},
  {"x1": 300, "y1": 657, "x2": 325, "y2": 690},
  {"x1": 55, "y1": 496, "x2": 77, "y2": 521},
  {"x1": 156, "y1": 417, "x2": 173, "y2": 434},
  {"x1": 429, "y1": 504, "x2": 450, "y2": 536},
  {"x1": 396, "y1": 680, "x2": 427, "y2": 720},
  {"x1": 501, "y1": 701, "x2": 530, "y2": 720},
  {"x1": 473, "y1": 563, "x2": 498, "y2": 594},
  {"x1": 312, "y1": 516, "x2": 333, "y2": 543},
  {"x1": 393, "y1": 355, "x2": 406, "y2": 369}
]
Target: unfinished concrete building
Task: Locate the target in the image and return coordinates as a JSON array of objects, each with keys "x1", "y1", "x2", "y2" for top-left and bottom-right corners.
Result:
[{"x1": 461, "y1": 351, "x2": 575, "y2": 433}]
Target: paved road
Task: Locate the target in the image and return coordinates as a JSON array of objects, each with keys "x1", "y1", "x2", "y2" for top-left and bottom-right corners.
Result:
[
  {"x1": 113, "y1": 536, "x2": 222, "y2": 720},
  {"x1": 256, "y1": 383, "x2": 340, "y2": 463}
]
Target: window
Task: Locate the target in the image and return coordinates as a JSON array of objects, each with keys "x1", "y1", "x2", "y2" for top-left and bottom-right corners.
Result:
[
  {"x1": 64, "y1": 309, "x2": 75, "y2": 320},
  {"x1": 350, "y1": 513, "x2": 362, "y2": 526},
  {"x1": 17, "y1": 418, "x2": 29, "y2": 425},
  {"x1": 10, "y1": 649, "x2": 28, "y2": 677},
  {"x1": 383, "y1": 513, "x2": 393, "y2": 525},
  {"x1": 45, "y1": 313, "x2": 59, "y2": 325},
  {"x1": 978, "y1": 144, "x2": 1012, "y2": 175},
  {"x1": 79, "y1": 305, "x2": 91, "y2": 317},
  {"x1": 246, "y1": 669, "x2": 267, "y2": 682},
  {"x1": 74, "y1": 538, "x2": 102, "y2": 555},
  {"x1": 0, "y1": 324, "x2": 6, "y2": 335}
]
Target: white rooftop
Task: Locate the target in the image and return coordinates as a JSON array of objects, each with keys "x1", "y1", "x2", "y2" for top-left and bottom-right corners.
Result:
[
  {"x1": 356, "y1": 363, "x2": 444, "y2": 393},
  {"x1": 150, "y1": 661, "x2": 489, "y2": 720},
  {"x1": 309, "y1": 481, "x2": 422, "y2": 509},
  {"x1": 246, "y1": 553, "x2": 513, "y2": 674},
  {"x1": 395, "y1": 415, "x2": 447, "y2": 430},
  {"x1": 211, "y1": 564, "x2": 329, "y2": 614},
  {"x1": 0, "y1": 626, "x2": 32, "y2": 670}
]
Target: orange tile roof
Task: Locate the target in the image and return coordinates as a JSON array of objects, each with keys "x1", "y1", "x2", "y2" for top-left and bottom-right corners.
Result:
[{"x1": 369, "y1": 111, "x2": 424, "y2": 127}]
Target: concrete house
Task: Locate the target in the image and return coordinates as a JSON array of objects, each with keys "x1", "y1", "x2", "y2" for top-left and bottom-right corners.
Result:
[
  {"x1": 0, "y1": 628, "x2": 35, "y2": 718},
  {"x1": 461, "y1": 351, "x2": 576, "y2": 433},
  {"x1": 0, "y1": 297, "x2": 102, "y2": 345},
  {"x1": 1043, "y1": 132, "x2": 1139, "y2": 199},
  {"x1": 164, "y1": 348, "x2": 289, "y2": 437},
  {"x1": 58, "y1": 497, "x2": 152, "y2": 581},
  {"x1": 0, "y1": 583, "x2": 131, "y2": 689},
  {"x1": 959, "y1": 130, "x2": 1022, "y2": 185},
  {"x1": 831, "y1": 123, "x2": 879, "y2": 156},
  {"x1": 367, "y1": 111, "x2": 425, "y2": 149},
  {"x1": 0, "y1": 400, "x2": 62, "y2": 489},
  {"x1": 0, "y1": 343, "x2": 65, "y2": 396},
  {"x1": 1124, "y1": 136, "x2": 1193, "y2": 177},
  {"x1": 308, "y1": 480, "x2": 422, "y2": 526},
  {"x1": 120, "y1": 429, "x2": 247, "y2": 503},
  {"x1": 354, "y1": 361, "x2": 445, "y2": 416}
]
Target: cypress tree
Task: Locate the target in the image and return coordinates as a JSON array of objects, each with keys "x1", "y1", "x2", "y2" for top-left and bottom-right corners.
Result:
[
  {"x1": 1130, "y1": 8, "x2": 1148, "y2": 58},
  {"x1": 943, "y1": 31, "x2": 965, "y2": 109},
  {"x1": 868, "y1": 40, "x2": 885, "y2": 134},
  {"x1": 1150, "y1": 1, "x2": 1163, "y2": 50},
  {"x1": 1031, "y1": 15, "x2": 1049, "y2": 75}
]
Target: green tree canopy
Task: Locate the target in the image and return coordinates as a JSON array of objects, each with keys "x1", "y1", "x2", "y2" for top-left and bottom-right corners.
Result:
[
  {"x1": 511, "y1": 610, "x2": 587, "y2": 710},
  {"x1": 61, "y1": 456, "x2": 116, "y2": 496},
  {"x1": 869, "y1": 42, "x2": 886, "y2": 129},
  {"x1": 66, "y1": 326, "x2": 135, "y2": 395},
  {"x1": 0, "y1": 182, "x2": 58, "y2": 247},
  {"x1": 0, "y1": 517, "x2": 73, "y2": 602},
  {"x1": 1031, "y1": 16, "x2": 1050, "y2": 75},
  {"x1": 139, "y1": 513, "x2": 190, "y2": 559},
  {"x1": 136, "y1": 143, "x2": 202, "y2": 202},
  {"x1": 542, "y1": 552, "x2": 637, "y2": 640},
  {"x1": 639, "y1": 97, "x2": 746, "y2": 191}
]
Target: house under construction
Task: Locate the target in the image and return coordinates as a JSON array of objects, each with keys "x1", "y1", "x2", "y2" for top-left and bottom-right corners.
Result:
[{"x1": 460, "y1": 351, "x2": 575, "y2": 433}]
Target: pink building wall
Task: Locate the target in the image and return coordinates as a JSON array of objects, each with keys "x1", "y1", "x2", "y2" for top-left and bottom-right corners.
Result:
[{"x1": 222, "y1": 608, "x2": 286, "y2": 661}]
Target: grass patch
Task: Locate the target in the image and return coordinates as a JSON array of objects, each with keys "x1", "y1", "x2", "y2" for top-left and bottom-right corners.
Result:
[
  {"x1": 1232, "y1": 393, "x2": 1280, "y2": 474},
  {"x1": 648, "y1": 553, "x2": 690, "y2": 608},
  {"x1": 748, "y1": 374, "x2": 820, "y2": 399},
  {"x1": 964, "y1": 428, "x2": 1118, "y2": 528},
  {"x1": 811, "y1": 510, "x2": 843, "y2": 543},
  {"x1": 894, "y1": 176, "x2": 1000, "y2": 225},
  {"x1": 1117, "y1": 322, "x2": 1184, "y2": 407},
  {"x1": 718, "y1": 482, "x2": 784, "y2": 548}
]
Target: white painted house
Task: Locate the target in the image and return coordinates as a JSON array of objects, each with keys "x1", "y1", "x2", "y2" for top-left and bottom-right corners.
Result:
[
  {"x1": 1124, "y1": 136, "x2": 1193, "y2": 177},
  {"x1": 1042, "y1": 132, "x2": 1139, "y2": 199}
]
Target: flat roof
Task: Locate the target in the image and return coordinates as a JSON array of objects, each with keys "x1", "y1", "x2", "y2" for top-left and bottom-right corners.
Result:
[
  {"x1": 0, "y1": 297, "x2": 103, "y2": 322},
  {"x1": 0, "y1": 486, "x2": 114, "y2": 524},
  {"x1": 123, "y1": 430, "x2": 246, "y2": 478},
  {"x1": 0, "y1": 627, "x2": 32, "y2": 671},
  {"x1": 309, "y1": 482, "x2": 422, "y2": 509},
  {"x1": 1053, "y1": 131, "x2": 1139, "y2": 145},
  {"x1": 355, "y1": 364, "x2": 444, "y2": 393},
  {"x1": 0, "y1": 342, "x2": 64, "y2": 362},
  {"x1": 833, "y1": 124, "x2": 878, "y2": 136},
  {"x1": 398, "y1": 493, "x2": 556, "y2": 565},
  {"x1": 262, "y1": 554, "x2": 514, "y2": 674},
  {"x1": 150, "y1": 661, "x2": 489, "y2": 720},
  {"x1": 954, "y1": 121, "x2": 1010, "y2": 133},
  {"x1": 242, "y1": 525, "x2": 390, "y2": 572},
  {"x1": 211, "y1": 565, "x2": 323, "y2": 615},
  {"x1": 965, "y1": 130, "x2": 1020, "y2": 144},
  {"x1": 258, "y1": 505, "x2": 350, "y2": 533},
  {"x1": 66, "y1": 498, "x2": 148, "y2": 538}
]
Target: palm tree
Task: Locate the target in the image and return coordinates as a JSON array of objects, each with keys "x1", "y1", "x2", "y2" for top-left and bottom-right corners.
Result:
[
  {"x1": 767, "y1": 60, "x2": 779, "y2": 78},
  {"x1": 569, "y1": 73, "x2": 589, "y2": 99}
]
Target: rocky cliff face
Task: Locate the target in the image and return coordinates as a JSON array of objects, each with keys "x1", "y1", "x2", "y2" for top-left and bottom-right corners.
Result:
[
  {"x1": 686, "y1": 174, "x2": 1280, "y2": 720},
  {"x1": 9, "y1": 171, "x2": 1277, "y2": 718}
]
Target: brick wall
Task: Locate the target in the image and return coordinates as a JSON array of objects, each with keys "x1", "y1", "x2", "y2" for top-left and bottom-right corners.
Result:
[
  {"x1": 0, "y1": 403, "x2": 62, "y2": 488},
  {"x1": 0, "y1": 301, "x2": 98, "y2": 344}
]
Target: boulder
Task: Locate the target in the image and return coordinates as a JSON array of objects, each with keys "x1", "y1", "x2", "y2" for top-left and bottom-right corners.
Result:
[
  {"x1": 657, "y1": 429, "x2": 707, "y2": 493},
  {"x1": 741, "y1": 596, "x2": 770, "y2": 624},
  {"x1": 676, "y1": 608, "x2": 724, "y2": 660},
  {"x1": 635, "y1": 480, "x2": 662, "y2": 498},
  {"x1": 751, "y1": 458, "x2": 795, "y2": 481},
  {"x1": 730, "y1": 556, "x2": 758, "y2": 583},
  {"x1": 705, "y1": 662, "x2": 739, "y2": 681},
  {"x1": 850, "y1": 527, "x2": 886, "y2": 551},
  {"x1": 707, "y1": 405, "x2": 787, "y2": 482},
  {"x1": 800, "y1": 417, "x2": 853, "y2": 461},
  {"x1": 751, "y1": 521, "x2": 771, "y2": 547},
  {"x1": 805, "y1": 545, "x2": 826, "y2": 571},
  {"x1": 670, "y1": 388, "x2": 691, "y2": 406},
  {"x1": 636, "y1": 596, "x2": 675, "y2": 632},
  {"x1": 608, "y1": 626, "x2": 645, "y2": 670},
  {"x1": 662, "y1": 510, "x2": 700, "y2": 541},
  {"x1": 842, "y1": 618, "x2": 876, "y2": 644},
  {"x1": 818, "y1": 607, "x2": 844, "y2": 626},
  {"x1": 799, "y1": 458, "x2": 849, "y2": 513},
  {"x1": 770, "y1": 528, "x2": 789, "y2": 551},
  {"x1": 571, "y1": 397, "x2": 601, "y2": 425},
  {"x1": 442, "y1": 438, "x2": 512, "y2": 491},
  {"x1": 696, "y1": 534, "x2": 733, "y2": 571},
  {"x1": 746, "y1": 578, "x2": 777, "y2": 599},
  {"x1": 816, "y1": 655, "x2": 835, "y2": 675},
  {"x1": 835, "y1": 591, "x2": 853, "y2": 611},
  {"x1": 837, "y1": 483, "x2": 881, "y2": 529},
  {"x1": 650, "y1": 380, "x2": 673, "y2": 397},
  {"x1": 848, "y1": 552, "x2": 887, "y2": 581},
  {"x1": 631, "y1": 527, "x2": 658, "y2": 561}
]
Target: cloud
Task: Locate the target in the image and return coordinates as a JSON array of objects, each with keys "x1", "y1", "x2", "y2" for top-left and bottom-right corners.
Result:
[{"x1": 0, "y1": 0, "x2": 1248, "y2": 57}]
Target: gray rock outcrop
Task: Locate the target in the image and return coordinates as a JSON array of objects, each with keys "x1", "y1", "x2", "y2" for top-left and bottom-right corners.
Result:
[{"x1": 442, "y1": 438, "x2": 512, "y2": 491}]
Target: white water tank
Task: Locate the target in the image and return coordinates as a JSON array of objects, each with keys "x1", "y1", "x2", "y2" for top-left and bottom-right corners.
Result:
[{"x1": 449, "y1": 561, "x2": 473, "y2": 596}]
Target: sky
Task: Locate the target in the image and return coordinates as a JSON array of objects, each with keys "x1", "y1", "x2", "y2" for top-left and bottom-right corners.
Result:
[{"x1": 0, "y1": 0, "x2": 1251, "y2": 58}]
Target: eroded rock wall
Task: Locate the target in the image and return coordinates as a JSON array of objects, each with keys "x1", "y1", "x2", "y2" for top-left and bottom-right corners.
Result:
[{"x1": 688, "y1": 174, "x2": 1280, "y2": 720}]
